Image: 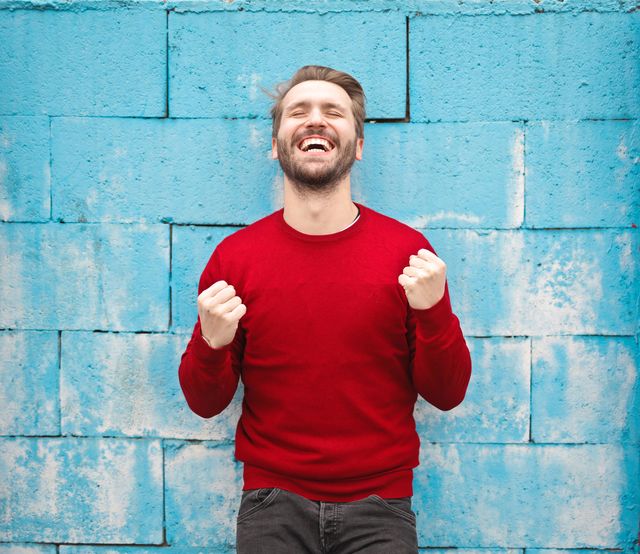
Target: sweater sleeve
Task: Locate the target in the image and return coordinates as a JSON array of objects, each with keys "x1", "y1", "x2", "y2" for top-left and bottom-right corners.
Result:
[
  {"x1": 178, "y1": 248, "x2": 244, "y2": 419},
  {"x1": 407, "y1": 243, "x2": 472, "y2": 411}
]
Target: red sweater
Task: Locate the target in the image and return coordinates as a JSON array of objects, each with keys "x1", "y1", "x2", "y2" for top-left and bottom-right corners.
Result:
[{"x1": 178, "y1": 202, "x2": 471, "y2": 502}]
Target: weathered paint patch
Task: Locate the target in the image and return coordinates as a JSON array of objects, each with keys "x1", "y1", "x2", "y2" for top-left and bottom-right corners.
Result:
[
  {"x1": 410, "y1": 13, "x2": 640, "y2": 121},
  {"x1": 0, "y1": 117, "x2": 50, "y2": 222},
  {"x1": 61, "y1": 331, "x2": 242, "y2": 439},
  {"x1": 0, "y1": 330, "x2": 59, "y2": 435},
  {"x1": 164, "y1": 441, "x2": 243, "y2": 548},
  {"x1": 169, "y1": 11, "x2": 405, "y2": 119},
  {"x1": 52, "y1": 117, "x2": 278, "y2": 224},
  {"x1": 352, "y1": 122, "x2": 520, "y2": 228},
  {"x1": 0, "y1": 437, "x2": 163, "y2": 543},
  {"x1": 414, "y1": 337, "x2": 530, "y2": 442},
  {"x1": 424, "y1": 229, "x2": 638, "y2": 335},
  {"x1": 0, "y1": 223, "x2": 169, "y2": 331},
  {"x1": 0, "y1": 10, "x2": 165, "y2": 116},
  {"x1": 532, "y1": 336, "x2": 639, "y2": 443},
  {"x1": 414, "y1": 443, "x2": 639, "y2": 548},
  {"x1": 526, "y1": 120, "x2": 640, "y2": 228}
]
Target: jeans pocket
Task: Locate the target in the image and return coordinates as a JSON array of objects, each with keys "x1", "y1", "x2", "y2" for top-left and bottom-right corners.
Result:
[
  {"x1": 237, "y1": 487, "x2": 281, "y2": 523},
  {"x1": 369, "y1": 494, "x2": 416, "y2": 524}
]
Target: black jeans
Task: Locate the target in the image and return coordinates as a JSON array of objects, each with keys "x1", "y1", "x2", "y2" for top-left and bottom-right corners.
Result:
[{"x1": 236, "y1": 487, "x2": 418, "y2": 553}]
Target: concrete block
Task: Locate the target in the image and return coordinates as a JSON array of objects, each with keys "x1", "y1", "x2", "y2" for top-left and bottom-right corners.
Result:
[
  {"x1": 424, "y1": 229, "x2": 638, "y2": 335},
  {"x1": 0, "y1": 223, "x2": 169, "y2": 331},
  {"x1": 0, "y1": 437, "x2": 163, "y2": 543},
  {"x1": 414, "y1": 443, "x2": 639, "y2": 548},
  {"x1": 410, "y1": 13, "x2": 640, "y2": 121},
  {"x1": 532, "y1": 336, "x2": 639, "y2": 443},
  {"x1": 169, "y1": 11, "x2": 405, "y2": 119},
  {"x1": 526, "y1": 120, "x2": 640, "y2": 228},
  {"x1": 353, "y1": 121, "x2": 524, "y2": 228},
  {"x1": 0, "y1": 9, "x2": 165, "y2": 116},
  {"x1": 61, "y1": 331, "x2": 242, "y2": 439},
  {"x1": 52, "y1": 117, "x2": 278, "y2": 224}
]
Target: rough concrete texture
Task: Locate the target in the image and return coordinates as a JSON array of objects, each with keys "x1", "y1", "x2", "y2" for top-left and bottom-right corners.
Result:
[{"x1": 0, "y1": 1, "x2": 638, "y2": 552}]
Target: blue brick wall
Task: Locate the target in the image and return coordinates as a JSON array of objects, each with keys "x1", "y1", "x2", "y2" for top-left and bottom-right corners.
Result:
[{"x1": 0, "y1": 1, "x2": 638, "y2": 552}]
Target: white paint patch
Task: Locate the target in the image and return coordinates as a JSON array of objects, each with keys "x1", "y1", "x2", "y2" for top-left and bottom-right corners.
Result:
[
  {"x1": 249, "y1": 73, "x2": 263, "y2": 102},
  {"x1": 509, "y1": 127, "x2": 525, "y2": 227},
  {"x1": 616, "y1": 136, "x2": 628, "y2": 161},
  {"x1": 33, "y1": 440, "x2": 62, "y2": 518},
  {"x1": 0, "y1": 201, "x2": 11, "y2": 221},
  {"x1": 540, "y1": 120, "x2": 551, "y2": 141},
  {"x1": 0, "y1": 131, "x2": 11, "y2": 148},
  {"x1": 502, "y1": 232, "x2": 605, "y2": 334},
  {"x1": 85, "y1": 188, "x2": 99, "y2": 211},
  {"x1": 0, "y1": 159, "x2": 7, "y2": 187},
  {"x1": 614, "y1": 233, "x2": 634, "y2": 273},
  {"x1": 427, "y1": 443, "x2": 462, "y2": 476},
  {"x1": 405, "y1": 211, "x2": 482, "y2": 227},
  {"x1": 539, "y1": 445, "x2": 623, "y2": 543},
  {"x1": 0, "y1": 231, "x2": 25, "y2": 324},
  {"x1": 237, "y1": 73, "x2": 264, "y2": 102},
  {"x1": 70, "y1": 439, "x2": 137, "y2": 537},
  {"x1": 98, "y1": 334, "x2": 155, "y2": 436},
  {"x1": 248, "y1": 123, "x2": 263, "y2": 149},
  {"x1": 271, "y1": 171, "x2": 284, "y2": 210},
  {"x1": 113, "y1": 146, "x2": 127, "y2": 158}
]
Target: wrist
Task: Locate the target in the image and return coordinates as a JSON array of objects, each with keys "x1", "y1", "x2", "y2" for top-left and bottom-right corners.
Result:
[{"x1": 200, "y1": 331, "x2": 216, "y2": 349}]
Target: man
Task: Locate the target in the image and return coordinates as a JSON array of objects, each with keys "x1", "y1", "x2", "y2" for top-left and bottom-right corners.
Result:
[{"x1": 178, "y1": 65, "x2": 472, "y2": 553}]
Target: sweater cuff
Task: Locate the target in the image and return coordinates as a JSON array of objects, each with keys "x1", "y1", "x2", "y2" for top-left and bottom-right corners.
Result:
[
  {"x1": 191, "y1": 330, "x2": 232, "y2": 364},
  {"x1": 411, "y1": 291, "x2": 455, "y2": 336}
]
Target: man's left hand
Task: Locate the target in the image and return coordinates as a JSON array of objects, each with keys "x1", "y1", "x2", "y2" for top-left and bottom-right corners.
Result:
[{"x1": 398, "y1": 248, "x2": 447, "y2": 310}]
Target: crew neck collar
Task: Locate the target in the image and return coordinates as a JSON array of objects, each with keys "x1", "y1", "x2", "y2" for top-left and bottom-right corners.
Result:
[{"x1": 277, "y1": 202, "x2": 367, "y2": 243}]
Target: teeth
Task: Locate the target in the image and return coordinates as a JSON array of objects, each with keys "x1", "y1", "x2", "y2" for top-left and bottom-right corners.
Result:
[{"x1": 300, "y1": 137, "x2": 332, "y2": 152}]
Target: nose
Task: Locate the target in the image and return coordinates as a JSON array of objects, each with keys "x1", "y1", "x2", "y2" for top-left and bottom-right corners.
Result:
[{"x1": 305, "y1": 107, "x2": 326, "y2": 127}]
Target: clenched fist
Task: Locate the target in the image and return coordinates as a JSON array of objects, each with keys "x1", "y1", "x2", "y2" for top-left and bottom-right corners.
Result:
[
  {"x1": 398, "y1": 248, "x2": 447, "y2": 310},
  {"x1": 197, "y1": 280, "x2": 247, "y2": 349}
]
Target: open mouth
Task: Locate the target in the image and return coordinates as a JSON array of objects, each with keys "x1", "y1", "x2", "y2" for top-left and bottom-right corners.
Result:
[{"x1": 296, "y1": 135, "x2": 336, "y2": 155}]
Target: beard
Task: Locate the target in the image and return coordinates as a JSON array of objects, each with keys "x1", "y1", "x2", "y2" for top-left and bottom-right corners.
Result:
[{"x1": 276, "y1": 132, "x2": 358, "y2": 196}]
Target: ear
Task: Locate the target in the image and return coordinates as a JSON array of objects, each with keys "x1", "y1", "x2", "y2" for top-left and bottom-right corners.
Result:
[
  {"x1": 355, "y1": 137, "x2": 364, "y2": 161},
  {"x1": 271, "y1": 137, "x2": 278, "y2": 160}
]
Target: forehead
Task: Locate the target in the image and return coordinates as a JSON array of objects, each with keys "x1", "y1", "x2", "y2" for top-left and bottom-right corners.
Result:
[{"x1": 281, "y1": 80, "x2": 352, "y2": 110}]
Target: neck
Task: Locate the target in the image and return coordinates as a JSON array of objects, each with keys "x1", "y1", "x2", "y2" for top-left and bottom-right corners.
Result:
[{"x1": 282, "y1": 174, "x2": 358, "y2": 235}]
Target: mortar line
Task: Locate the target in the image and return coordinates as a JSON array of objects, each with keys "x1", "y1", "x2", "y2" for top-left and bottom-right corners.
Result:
[
  {"x1": 162, "y1": 438, "x2": 167, "y2": 545},
  {"x1": 49, "y1": 117, "x2": 53, "y2": 221},
  {"x1": 165, "y1": 9, "x2": 170, "y2": 118},
  {"x1": 405, "y1": 15, "x2": 410, "y2": 121},
  {"x1": 529, "y1": 337, "x2": 533, "y2": 443},
  {"x1": 522, "y1": 120, "x2": 527, "y2": 228},
  {"x1": 168, "y1": 223, "x2": 173, "y2": 330},
  {"x1": 58, "y1": 330, "x2": 62, "y2": 436}
]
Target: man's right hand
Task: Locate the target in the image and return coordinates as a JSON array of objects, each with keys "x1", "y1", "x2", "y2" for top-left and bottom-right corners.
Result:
[{"x1": 197, "y1": 280, "x2": 247, "y2": 349}]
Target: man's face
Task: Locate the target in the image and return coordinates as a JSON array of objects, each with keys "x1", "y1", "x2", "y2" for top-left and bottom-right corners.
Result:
[{"x1": 272, "y1": 80, "x2": 364, "y2": 194}]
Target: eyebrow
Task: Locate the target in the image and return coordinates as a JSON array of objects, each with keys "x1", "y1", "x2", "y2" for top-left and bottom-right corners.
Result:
[{"x1": 284, "y1": 101, "x2": 348, "y2": 113}]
